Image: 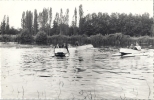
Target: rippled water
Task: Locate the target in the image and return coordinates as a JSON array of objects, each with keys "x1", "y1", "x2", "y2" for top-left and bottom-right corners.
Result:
[{"x1": 0, "y1": 46, "x2": 153, "y2": 99}]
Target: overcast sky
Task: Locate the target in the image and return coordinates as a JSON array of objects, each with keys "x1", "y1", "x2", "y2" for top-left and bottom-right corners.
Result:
[{"x1": 0, "y1": 0, "x2": 153, "y2": 29}]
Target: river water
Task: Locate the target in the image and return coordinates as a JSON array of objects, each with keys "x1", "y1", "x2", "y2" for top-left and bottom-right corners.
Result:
[{"x1": 0, "y1": 46, "x2": 153, "y2": 99}]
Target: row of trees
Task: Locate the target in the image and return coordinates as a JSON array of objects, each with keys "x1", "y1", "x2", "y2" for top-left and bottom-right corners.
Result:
[
  {"x1": 80, "y1": 12, "x2": 153, "y2": 36},
  {"x1": 0, "y1": 4, "x2": 153, "y2": 37},
  {"x1": 0, "y1": 15, "x2": 10, "y2": 35},
  {"x1": 0, "y1": 15, "x2": 20, "y2": 35}
]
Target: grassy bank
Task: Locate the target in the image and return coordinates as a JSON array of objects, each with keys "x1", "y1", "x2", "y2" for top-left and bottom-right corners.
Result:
[
  {"x1": 0, "y1": 33, "x2": 154, "y2": 48},
  {"x1": 90, "y1": 33, "x2": 154, "y2": 48}
]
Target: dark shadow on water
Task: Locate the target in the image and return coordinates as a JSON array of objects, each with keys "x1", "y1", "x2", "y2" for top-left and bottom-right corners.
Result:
[{"x1": 38, "y1": 75, "x2": 52, "y2": 77}]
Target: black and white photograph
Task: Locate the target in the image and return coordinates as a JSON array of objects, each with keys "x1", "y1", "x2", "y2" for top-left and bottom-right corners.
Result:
[{"x1": 0, "y1": 0, "x2": 153, "y2": 99}]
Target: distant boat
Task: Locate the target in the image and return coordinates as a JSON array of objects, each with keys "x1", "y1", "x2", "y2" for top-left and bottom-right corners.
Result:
[
  {"x1": 76, "y1": 44, "x2": 93, "y2": 50},
  {"x1": 119, "y1": 48, "x2": 140, "y2": 55},
  {"x1": 118, "y1": 47, "x2": 148, "y2": 57},
  {"x1": 112, "y1": 45, "x2": 149, "y2": 57},
  {"x1": 54, "y1": 48, "x2": 69, "y2": 57},
  {"x1": 16, "y1": 44, "x2": 33, "y2": 48}
]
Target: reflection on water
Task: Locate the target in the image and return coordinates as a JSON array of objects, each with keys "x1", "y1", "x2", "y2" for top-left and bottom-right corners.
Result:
[{"x1": 0, "y1": 47, "x2": 153, "y2": 99}]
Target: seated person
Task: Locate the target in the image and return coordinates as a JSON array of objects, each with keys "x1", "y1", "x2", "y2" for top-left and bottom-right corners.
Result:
[
  {"x1": 63, "y1": 43, "x2": 69, "y2": 54},
  {"x1": 56, "y1": 44, "x2": 59, "y2": 48},
  {"x1": 75, "y1": 41, "x2": 79, "y2": 46},
  {"x1": 129, "y1": 44, "x2": 134, "y2": 49},
  {"x1": 58, "y1": 44, "x2": 61, "y2": 48},
  {"x1": 134, "y1": 42, "x2": 141, "y2": 51}
]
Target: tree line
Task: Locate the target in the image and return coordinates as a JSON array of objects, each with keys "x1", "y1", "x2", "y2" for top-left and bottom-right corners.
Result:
[{"x1": 0, "y1": 4, "x2": 153, "y2": 37}]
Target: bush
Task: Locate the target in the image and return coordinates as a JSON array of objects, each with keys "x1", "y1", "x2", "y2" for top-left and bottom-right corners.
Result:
[
  {"x1": 47, "y1": 34, "x2": 90, "y2": 46},
  {"x1": 35, "y1": 31, "x2": 47, "y2": 45},
  {"x1": 68, "y1": 35, "x2": 89, "y2": 45},
  {"x1": 90, "y1": 34, "x2": 105, "y2": 47},
  {"x1": 14, "y1": 34, "x2": 21, "y2": 42},
  {"x1": 0, "y1": 35, "x2": 12, "y2": 42},
  {"x1": 47, "y1": 34, "x2": 69, "y2": 45},
  {"x1": 18, "y1": 29, "x2": 33, "y2": 44}
]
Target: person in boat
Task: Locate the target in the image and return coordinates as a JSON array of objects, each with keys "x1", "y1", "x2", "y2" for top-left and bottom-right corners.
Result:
[
  {"x1": 129, "y1": 43, "x2": 141, "y2": 51},
  {"x1": 134, "y1": 42, "x2": 141, "y2": 50},
  {"x1": 129, "y1": 44, "x2": 134, "y2": 49},
  {"x1": 75, "y1": 41, "x2": 79, "y2": 46},
  {"x1": 56, "y1": 44, "x2": 59, "y2": 48},
  {"x1": 63, "y1": 43, "x2": 70, "y2": 54}
]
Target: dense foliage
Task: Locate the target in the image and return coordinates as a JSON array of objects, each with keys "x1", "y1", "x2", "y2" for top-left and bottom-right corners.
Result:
[
  {"x1": 35, "y1": 31, "x2": 47, "y2": 45},
  {"x1": 0, "y1": 35, "x2": 12, "y2": 42},
  {"x1": 80, "y1": 13, "x2": 153, "y2": 36},
  {"x1": 0, "y1": 4, "x2": 153, "y2": 47},
  {"x1": 18, "y1": 29, "x2": 33, "y2": 44},
  {"x1": 1, "y1": 4, "x2": 153, "y2": 37}
]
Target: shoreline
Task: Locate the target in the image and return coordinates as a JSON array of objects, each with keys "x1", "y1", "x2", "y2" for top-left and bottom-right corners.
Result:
[{"x1": 0, "y1": 42, "x2": 154, "y2": 49}]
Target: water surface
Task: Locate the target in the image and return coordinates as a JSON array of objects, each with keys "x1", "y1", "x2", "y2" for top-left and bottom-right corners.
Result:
[{"x1": 0, "y1": 46, "x2": 153, "y2": 99}]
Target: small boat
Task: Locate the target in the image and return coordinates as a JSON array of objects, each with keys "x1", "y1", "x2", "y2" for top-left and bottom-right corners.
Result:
[
  {"x1": 121, "y1": 53, "x2": 149, "y2": 57},
  {"x1": 54, "y1": 48, "x2": 69, "y2": 57},
  {"x1": 112, "y1": 44, "x2": 149, "y2": 57},
  {"x1": 76, "y1": 44, "x2": 93, "y2": 50},
  {"x1": 118, "y1": 46, "x2": 148, "y2": 57},
  {"x1": 119, "y1": 48, "x2": 140, "y2": 55}
]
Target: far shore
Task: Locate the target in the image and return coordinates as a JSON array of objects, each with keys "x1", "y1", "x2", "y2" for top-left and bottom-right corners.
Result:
[
  {"x1": 0, "y1": 42, "x2": 154, "y2": 49},
  {"x1": 0, "y1": 42, "x2": 51, "y2": 48}
]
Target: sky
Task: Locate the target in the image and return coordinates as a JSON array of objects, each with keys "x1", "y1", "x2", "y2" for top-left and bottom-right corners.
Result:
[{"x1": 0, "y1": 0, "x2": 153, "y2": 29}]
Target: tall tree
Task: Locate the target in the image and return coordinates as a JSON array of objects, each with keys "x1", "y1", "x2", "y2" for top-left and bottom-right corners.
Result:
[
  {"x1": 60, "y1": 8, "x2": 63, "y2": 25},
  {"x1": 21, "y1": 11, "x2": 25, "y2": 29},
  {"x1": 54, "y1": 12, "x2": 60, "y2": 25},
  {"x1": 38, "y1": 8, "x2": 48, "y2": 31},
  {"x1": 71, "y1": 7, "x2": 78, "y2": 35},
  {"x1": 64, "y1": 9, "x2": 69, "y2": 35},
  {"x1": 71, "y1": 15, "x2": 76, "y2": 35},
  {"x1": 59, "y1": 8, "x2": 63, "y2": 34},
  {"x1": 0, "y1": 15, "x2": 10, "y2": 35},
  {"x1": 34, "y1": 9, "x2": 38, "y2": 35},
  {"x1": 5, "y1": 16, "x2": 10, "y2": 34},
  {"x1": 51, "y1": 13, "x2": 60, "y2": 35},
  {"x1": 22, "y1": 10, "x2": 33, "y2": 34},
  {"x1": 74, "y1": 7, "x2": 77, "y2": 27},
  {"x1": 48, "y1": 8, "x2": 52, "y2": 35},
  {"x1": 79, "y1": 4, "x2": 84, "y2": 21},
  {"x1": 64, "y1": 9, "x2": 69, "y2": 25},
  {"x1": 38, "y1": 8, "x2": 53, "y2": 35},
  {"x1": 29, "y1": 11, "x2": 33, "y2": 34},
  {"x1": 79, "y1": 4, "x2": 84, "y2": 35},
  {"x1": 1, "y1": 15, "x2": 6, "y2": 35},
  {"x1": 25, "y1": 11, "x2": 29, "y2": 30}
]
